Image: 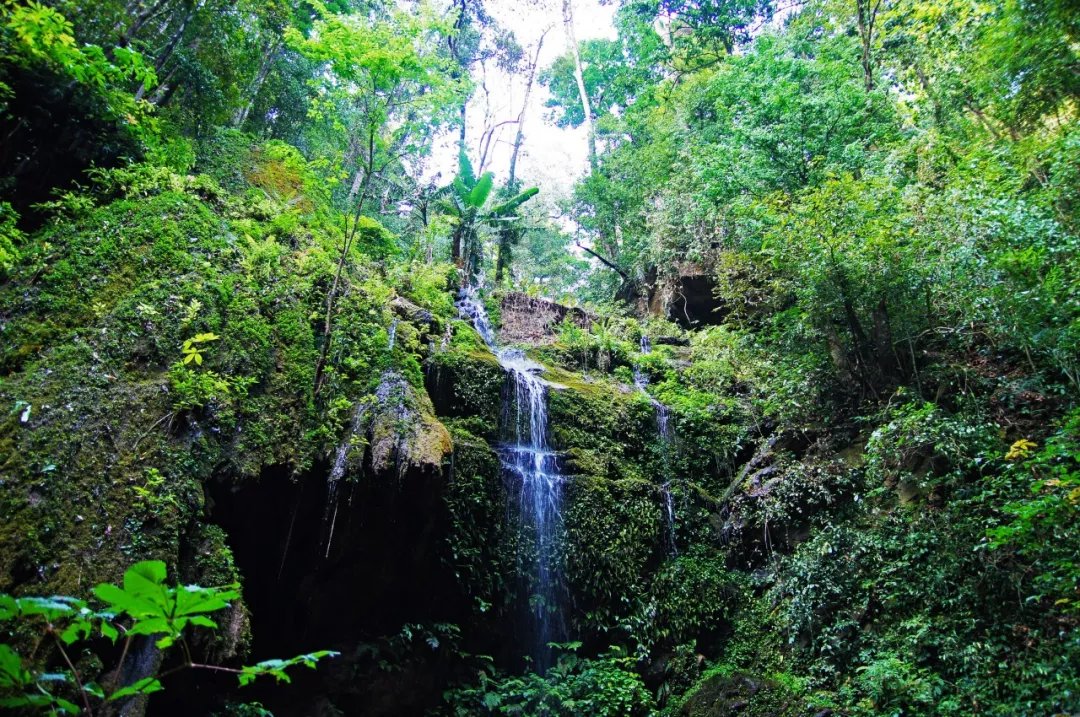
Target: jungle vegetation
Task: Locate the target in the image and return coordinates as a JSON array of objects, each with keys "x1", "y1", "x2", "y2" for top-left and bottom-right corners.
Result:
[{"x1": 0, "y1": 0, "x2": 1077, "y2": 714}]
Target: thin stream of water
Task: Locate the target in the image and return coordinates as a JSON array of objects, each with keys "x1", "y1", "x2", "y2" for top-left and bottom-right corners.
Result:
[{"x1": 457, "y1": 289, "x2": 566, "y2": 669}]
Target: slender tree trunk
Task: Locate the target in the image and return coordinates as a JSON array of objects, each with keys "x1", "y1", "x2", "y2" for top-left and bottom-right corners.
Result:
[
  {"x1": 855, "y1": 0, "x2": 881, "y2": 92},
  {"x1": 135, "y1": 0, "x2": 202, "y2": 102},
  {"x1": 562, "y1": 0, "x2": 597, "y2": 171},
  {"x1": 314, "y1": 128, "x2": 377, "y2": 395},
  {"x1": 872, "y1": 296, "x2": 897, "y2": 381},
  {"x1": 508, "y1": 28, "x2": 550, "y2": 188},
  {"x1": 452, "y1": 225, "x2": 464, "y2": 266},
  {"x1": 153, "y1": 0, "x2": 201, "y2": 73},
  {"x1": 232, "y1": 39, "x2": 282, "y2": 128},
  {"x1": 117, "y1": 0, "x2": 172, "y2": 47},
  {"x1": 576, "y1": 242, "x2": 629, "y2": 281}
]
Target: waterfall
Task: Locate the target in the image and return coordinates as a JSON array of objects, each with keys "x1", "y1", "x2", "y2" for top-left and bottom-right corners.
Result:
[
  {"x1": 633, "y1": 337, "x2": 673, "y2": 443},
  {"x1": 661, "y1": 481, "x2": 678, "y2": 556},
  {"x1": 387, "y1": 318, "x2": 398, "y2": 351},
  {"x1": 456, "y1": 289, "x2": 566, "y2": 669},
  {"x1": 638, "y1": 334, "x2": 677, "y2": 555},
  {"x1": 324, "y1": 402, "x2": 368, "y2": 557}
]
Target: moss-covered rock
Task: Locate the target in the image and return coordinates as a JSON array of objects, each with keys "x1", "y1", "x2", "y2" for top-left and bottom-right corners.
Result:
[
  {"x1": 424, "y1": 324, "x2": 504, "y2": 436},
  {"x1": 679, "y1": 669, "x2": 803, "y2": 717}
]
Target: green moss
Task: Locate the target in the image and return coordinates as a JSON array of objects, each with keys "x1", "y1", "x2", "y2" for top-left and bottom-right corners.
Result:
[
  {"x1": 424, "y1": 343, "x2": 504, "y2": 435},
  {"x1": 443, "y1": 423, "x2": 510, "y2": 604},
  {"x1": 563, "y1": 474, "x2": 661, "y2": 626},
  {"x1": 676, "y1": 666, "x2": 806, "y2": 717}
]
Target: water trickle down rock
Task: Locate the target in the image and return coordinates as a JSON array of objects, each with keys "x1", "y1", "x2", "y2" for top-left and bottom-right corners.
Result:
[
  {"x1": 661, "y1": 481, "x2": 678, "y2": 557},
  {"x1": 323, "y1": 370, "x2": 452, "y2": 558},
  {"x1": 387, "y1": 318, "x2": 398, "y2": 351},
  {"x1": 637, "y1": 334, "x2": 677, "y2": 555},
  {"x1": 456, "y1": 288, "x2": 567, "y2": 670},
  {"x1": 325, "y1": 401, "x2": 369, "y2": 558}
]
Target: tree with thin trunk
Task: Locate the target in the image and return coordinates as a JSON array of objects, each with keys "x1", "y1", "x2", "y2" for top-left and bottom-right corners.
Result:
[
  {"x1": 508, "y1": 27, "x2": 551, "y2": 188},
  {"x1": 561, "y1": 0, "x2": 597, "y2": 172},
  {"x1": 287, "y1": 5, "x2": 467, "y2": 394}
]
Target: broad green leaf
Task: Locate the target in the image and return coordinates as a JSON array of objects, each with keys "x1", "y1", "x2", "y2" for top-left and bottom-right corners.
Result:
[
  {"x1": 489, "y1": 187, "x2": 539, "y2": 216},
  {"x1": 0, "y1": 644, "x2": 30, "y2": 689},
  {"x1": 468, "y1": 173, "x2": 494, "y2": 208},
  {"x1": 107, "y1": 677, "x2": 163, "y2": 701}
]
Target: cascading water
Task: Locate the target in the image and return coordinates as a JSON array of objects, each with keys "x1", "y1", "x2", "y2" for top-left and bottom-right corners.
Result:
[
  {"x1": 661, "y1": 481, "x2": 678, "y2": 557},
  {"x1": 387, "y1": 318, "x2": 398, "y2": 351},
  {"x1": 638, "y1": 334, "x2": 677, "y2": 555},
  {"x1": 324, "y1": 402, "x2": 368, "y2": 557},
  {"x1": 634, "y1": 336, "x2": 673, "y2": 443},
  {"x1": 456, "y1": 289, "x2": 566, "y2": 669}
]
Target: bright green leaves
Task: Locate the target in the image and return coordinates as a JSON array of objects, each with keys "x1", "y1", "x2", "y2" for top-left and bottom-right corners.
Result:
[
  {"x1": 181, "y1": 332, "x2": 220, "y2": 366},
  {"x1": 987, "y1": 409, "x2": 1080, "y2": 612},
  {"x1": 468, "y1": 173, "x2": 495, "y2": 210},
  {"x1": 2, "y1": 1, "x2": 157, "y2": 137},
  {"x1": 237, "y1": 651, "x2": 339, "y2": 687},
  {"x1": 0, "y1": 644, "x2": 32, "y2": 691},
  {"x1": 446, "y1": 645, "x2": 653, "y2": 716},
  {"x1": 443, "y1": 149, "x2": 539, "y2": 277},
  {"x1": 106, "y1": 677, "x2": 163, "y2": 702},
  {"x1": 490, "y1": 188, "x2": 540, "y2": 218},
  {"x1": 172, "y1": 332, "x2": 255, "y2": 411},
  {"x1": 0, "y1": 562, "x2": 336, "y2": 714},
  {"x1": 91, "y1": 560, "x2": 239, "y2": 649},
  {"x1": 285, "y1": 0, "x2": 466, "y2": 210},
  {"x1": 457, "y1": 148, "x2": 477, "y2": 189}
]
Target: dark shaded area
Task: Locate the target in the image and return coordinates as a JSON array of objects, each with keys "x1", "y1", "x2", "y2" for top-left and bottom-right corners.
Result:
[
  {"x1": 668, "y1": 275, "x2": 725, "y2": 328},
  {"x1": 156, "y1": 459, "x2": 472, "y2": 716},
  {"x1": 0, "y1": 63, "x2": 140, "y2": 223}
]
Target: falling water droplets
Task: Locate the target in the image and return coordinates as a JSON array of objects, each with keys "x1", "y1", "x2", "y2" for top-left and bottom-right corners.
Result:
[
  {"x1": 457, "y1": 289, "x2": 567, "y2": 670},
  {"x1": 387, "y1": 318, "x2": 398, "y2": 351}
]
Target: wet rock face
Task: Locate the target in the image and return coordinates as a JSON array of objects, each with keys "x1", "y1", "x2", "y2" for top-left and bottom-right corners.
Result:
[
  {"x1": 498, "y1": 292, "x2": 592, "y2": 345},
  {"x1": 367, "y1": 371, "x2": 453, "y2": 476},
  {"x1": 390, "y1": 295, "x2": 442, "y2": 339}
]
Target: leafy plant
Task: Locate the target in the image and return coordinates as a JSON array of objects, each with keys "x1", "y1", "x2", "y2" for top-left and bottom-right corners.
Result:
[
  {"x1": 0, "y1": 561, "x2": 337, "y2": 715},
  {"x1": 182, "y1": 332, "x2": 221, "y2": 366},
  {"x1": 443, "y1": 644, "x2": 653, "y2": 716},
  {"x1": 441, "y1": 149, "x2": 538, "y2": 280}
]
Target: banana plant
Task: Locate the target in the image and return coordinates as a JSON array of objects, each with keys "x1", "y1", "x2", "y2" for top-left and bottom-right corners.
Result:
[{"x1": 443, "y1": 149, "x2": 538, "y2": 282}]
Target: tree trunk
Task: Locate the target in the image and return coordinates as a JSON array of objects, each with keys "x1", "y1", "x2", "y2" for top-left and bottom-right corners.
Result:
[
  {"x1": 118, "y1": 0, "x2": 172, "y2": 47},
  {"x1": 576, "y1": 242, "x2": 629, "y2": 281},
  {"x1": 508, "y1": 28, "x2": 550, "y2": 188},
  {"x1": 136, "y1": 0, "x2": 203, "y2": 102},
  {"x1": 855, "y1": 0, "x2": 881, "y2": 92},
  {"x1": 153, "y1": 0, "x2": 201, "y2": 74},
  {"x1": 314, "y1": 128, "x2": 377, "y2": 395},
  {"x1": 872, "y1": 296, "x2": 898, "y2": 381},
  {"x1": 232, "y1": 39, "x2": 282, "y2": 128},
  {"x1": 562, "y1": 0, "x2": 597, "y2": 172}
]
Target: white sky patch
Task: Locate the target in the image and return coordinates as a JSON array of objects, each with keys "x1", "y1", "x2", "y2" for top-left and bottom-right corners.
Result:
[{"x1": 427, "y1": 0, "x2": 616, "y2": 196}]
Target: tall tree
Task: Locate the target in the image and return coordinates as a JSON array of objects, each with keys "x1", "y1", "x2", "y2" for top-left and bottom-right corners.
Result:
[
  {"x1": 561, "y1": 0, "x2": 597, "y2": 171},
  {"x1": 508, "y1": 27, "x2": 551, "y2": 188},
  {"x1": 286, "y1": 1, "x2": 467, "y2": 392}
]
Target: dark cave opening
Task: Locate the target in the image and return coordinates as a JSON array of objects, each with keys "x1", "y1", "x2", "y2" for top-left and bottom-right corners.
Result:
[{"x1": 153, "y1": 459, "x2": 471, "y2": 716}]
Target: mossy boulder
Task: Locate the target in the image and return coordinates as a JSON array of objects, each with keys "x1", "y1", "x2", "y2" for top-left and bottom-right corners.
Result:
[
  {"x1": 424, "y1": 325, "x2": 504, "y2": 436},
  {"x1": 679, "y1": 670, "x2": 804, "y2": 717}
]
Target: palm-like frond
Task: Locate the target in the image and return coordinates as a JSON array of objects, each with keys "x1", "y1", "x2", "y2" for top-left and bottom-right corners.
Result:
[
  {"x1": 452, "y1": 177, "x2": 471, "y2": 204},
  {"x1": 468, "y1": 172, "x2": 495, "y2": 208},
  {"x1": 489, "y1": 187, "x2": 539, "y2": 216},
  {"x1": 457, "y1": 148, "x2": 476, "y2": 189}
]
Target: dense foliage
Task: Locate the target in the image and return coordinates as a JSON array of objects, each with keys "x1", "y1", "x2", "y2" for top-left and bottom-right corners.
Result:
[{"x1": 1, "y1": 0, "x2": 1078, "y2": 714}]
